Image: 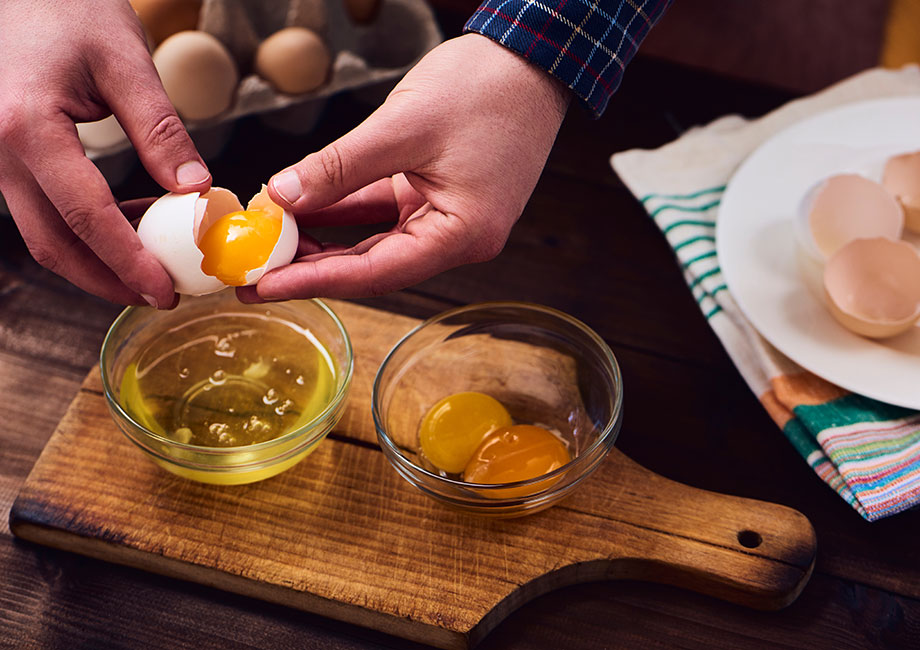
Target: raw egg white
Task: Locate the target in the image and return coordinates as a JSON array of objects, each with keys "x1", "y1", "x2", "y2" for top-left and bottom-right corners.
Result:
[{"x1": 137, "y1": 186, "x2": 297, "y2": 295}]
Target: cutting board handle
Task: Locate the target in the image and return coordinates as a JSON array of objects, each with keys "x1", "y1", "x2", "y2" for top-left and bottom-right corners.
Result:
[{"x1": 573, "y1": 451, "x2": 817, "y2": 611}]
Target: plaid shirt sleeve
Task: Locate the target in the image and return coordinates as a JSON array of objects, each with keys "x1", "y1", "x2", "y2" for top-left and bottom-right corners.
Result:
[{"x1": 463, "y1": 0, "x2": 673, "y2": 117}]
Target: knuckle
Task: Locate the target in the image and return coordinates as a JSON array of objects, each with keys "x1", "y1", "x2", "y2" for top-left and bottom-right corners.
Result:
[
  {"x1": 26, "y1": 241, "x2": 63, "y2": 274},
  {"x1": 360, "y1": 256, "x2": 389, "y2": 297},
  {"x1": 60, "y1": 204, "x2": 100, "y2": 244},
  {"x1": 0, "y1": 106, "x2": 26, "y2": 148},
  {"x1": 142, "y1": 113, "x2": 187, "y2": 151},
  {"x1": 316, "y1": 145, "x2": 347, "y2": 189}
]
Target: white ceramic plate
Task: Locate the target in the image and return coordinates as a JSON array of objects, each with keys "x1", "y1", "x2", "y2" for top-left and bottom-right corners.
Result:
[{"x1": 718, "y1": 96, "x2": 920, "y2": 409}]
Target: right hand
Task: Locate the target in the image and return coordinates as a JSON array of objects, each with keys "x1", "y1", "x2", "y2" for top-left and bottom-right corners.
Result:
[
  {"x1": 238, "y1": 34, "x2": 571, "y2": 302},
  {"x1": 0, "y1": 0, "x2": 211, "y2": 307}
]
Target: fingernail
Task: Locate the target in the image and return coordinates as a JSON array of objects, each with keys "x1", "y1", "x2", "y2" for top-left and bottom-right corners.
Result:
[
  {"x1": 141, "y1": 293, "x2": 159, "y2": 309},
  {"x1": 273, "y1": 171, "x2": 302, "y2": 204},
  {"x1": 176, "y1": 161, "x2": 210, "y2": 185}
]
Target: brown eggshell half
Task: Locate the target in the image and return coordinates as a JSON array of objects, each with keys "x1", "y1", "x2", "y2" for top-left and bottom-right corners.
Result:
[
  {"x1": 882, "y1": 151, "x2": 920, "y2": 234},
  {"x1": 823, "y1": 237, "x2": 920, "y2": 338},
  {"x1": 804, "y1": 174, "x2": 904, "y2": 260}
]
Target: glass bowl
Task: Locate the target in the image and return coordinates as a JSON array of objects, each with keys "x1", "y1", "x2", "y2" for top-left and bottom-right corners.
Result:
[
  {"x1": 100, "y1": 291, "x2": 353, "y2": 485},
  {"x1": 373, "y1": 302, "x2": 623, "y2": 517}
]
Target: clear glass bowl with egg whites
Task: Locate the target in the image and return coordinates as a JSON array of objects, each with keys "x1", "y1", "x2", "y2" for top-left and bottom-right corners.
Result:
[
  {"x1": 100, "y1": 291, "x2": 353, "y2": 485},
  {"x1": 372, "y1": 302, "x2": 623, "y2": 517}
]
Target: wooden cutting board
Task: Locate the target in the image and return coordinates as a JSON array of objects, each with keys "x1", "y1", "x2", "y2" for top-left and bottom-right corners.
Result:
[{"x1": 10, "y1": 300, "x2": 816, "y2": 650}]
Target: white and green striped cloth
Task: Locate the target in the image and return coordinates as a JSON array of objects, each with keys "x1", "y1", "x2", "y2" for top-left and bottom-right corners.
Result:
[{"x1": 611, "y1": 66, "x2": 920, "y2": 521}]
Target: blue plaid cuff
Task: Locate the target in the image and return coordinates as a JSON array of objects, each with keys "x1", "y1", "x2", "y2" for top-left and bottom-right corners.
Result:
[{"x1": 464, "y1": 0, "x2": 673, "y2": 117}]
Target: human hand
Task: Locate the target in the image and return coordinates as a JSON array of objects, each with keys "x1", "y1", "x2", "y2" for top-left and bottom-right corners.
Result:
[
  {"x1": 0, "y1": 0, "x2": 211, "y2": 307},
  {"x1": 238, "y1": 33, "x2": 570, "y2": 302}
]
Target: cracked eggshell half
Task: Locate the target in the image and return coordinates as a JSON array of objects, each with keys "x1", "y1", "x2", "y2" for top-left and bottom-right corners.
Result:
[
  {"x1": 239, "y1": 185, "x2": 299, "y2": 285},
  {"x1": 823, "y1": 237, "x2": 920, "y2": 339},
  {"x1": 796, "y1": 173, "x2": 903, "y2": 262},
  {"x1": 882, "y1": 151, "x2": 920, "y2": 234},
  {"x1": 137, "y1": 186, "x2": 297, "y2": 296}
]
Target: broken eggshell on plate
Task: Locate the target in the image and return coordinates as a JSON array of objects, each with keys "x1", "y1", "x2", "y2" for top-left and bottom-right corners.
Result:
[
  {"x1": 793, "y1": 169, "x2": 920, "y2": 339},
  {"x1": 795, "y1": 173, "x2": 904, "y2": 262},
  {"x1": 137, "y1": 186, "x2": 297, "y2": 296},
  {"x1": 823, "y1": 237, "x2": 920, "y2": 339},
  {"x1": 882, "y1": 151, "x2": 920, "y2": 234}
]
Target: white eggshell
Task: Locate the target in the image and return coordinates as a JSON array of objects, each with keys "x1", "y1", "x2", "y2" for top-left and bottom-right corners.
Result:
[
  {"x1": 882, "y1": 151, "x2": 920, "y2": 234},
  {"x1": 240, "y1": 186, "x2": 298, "y2": 285},
  {"x1": 796, "y1": 174, "x2": 903, "y2": 262},
  {"x1": 137, "y1": 192, "x2": 226, "y2": 296},
  {"x1": 823, "y1": 237, "x2": 920, "y2": 338}
]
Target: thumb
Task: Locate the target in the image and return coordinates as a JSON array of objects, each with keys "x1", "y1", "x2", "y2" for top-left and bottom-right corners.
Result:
[
  {"x1": 268, "y1": 106, "x2": 424, "y2": 212},
  {"x1": 96, "y1": 42, "x2": 211, "y2": 194}
]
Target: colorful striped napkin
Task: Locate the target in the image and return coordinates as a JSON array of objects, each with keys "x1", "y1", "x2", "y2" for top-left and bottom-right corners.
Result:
[{"x1": 611, "y1": 66, "x2": 920, "y2": 521}]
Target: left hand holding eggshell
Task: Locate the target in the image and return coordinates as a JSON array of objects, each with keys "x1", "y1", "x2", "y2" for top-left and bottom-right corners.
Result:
[{"x1": 0, "y1": 0, "x2": 212, "y2": 308}]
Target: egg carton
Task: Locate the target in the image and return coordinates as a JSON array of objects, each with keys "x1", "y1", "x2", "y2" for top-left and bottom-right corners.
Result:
[{"x1": 0, "y1": 0, "x2": 441, "y2": 216}]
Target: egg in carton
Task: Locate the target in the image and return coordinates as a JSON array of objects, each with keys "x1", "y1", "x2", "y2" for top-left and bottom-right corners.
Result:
[{"x1": 73, "y1": 0, "x2": 442, "y2": 189}]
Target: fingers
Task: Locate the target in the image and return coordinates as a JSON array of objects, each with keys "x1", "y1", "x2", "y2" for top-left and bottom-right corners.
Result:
[
  {"x1": 119, "y1": 197, "x2": 157, "y2": 225},
  {"x1": 268, "y1": 108, "x2": 426, "y2": 213},
  {"x1": 7, "y1": 120, "x2": 176, "y2": 307},
  {"x1": 91, "y1": 33, "x2": 211, "y2": 195},
  {"x1": 289, "y1": 178, "x2": 399, "y2": 227},
  {"x1": 0, "y1": 156, "x2": 149, "y2": 305},
  {"x1": 251, "y1": 208, "x2": 503, "y2": 300}
]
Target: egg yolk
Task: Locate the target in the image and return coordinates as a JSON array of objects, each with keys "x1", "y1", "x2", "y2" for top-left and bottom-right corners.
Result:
[
  {"x1": 419, "y1": 391, "x2": 512, "y2": 474},
  {"x1": 463, "y1": 424, "x2": 571, "y2": 498},
  {"x1": 198, "y1": 209, "x2": 282, "y2": 286}
]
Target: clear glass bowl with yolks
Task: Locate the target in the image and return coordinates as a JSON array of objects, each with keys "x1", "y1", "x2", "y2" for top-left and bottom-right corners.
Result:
[
  {"x1": 373, "y1": 302, "x2": 623, "y2": 517},
  {"x1": 100, "y1": 291, "x2": 353, "y2": 485}
]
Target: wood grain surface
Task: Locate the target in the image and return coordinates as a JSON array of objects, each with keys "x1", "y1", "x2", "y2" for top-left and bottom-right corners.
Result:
[
  {"x1": 2, "y1": 8, "x2": 920, "y2": 648},
  {"x1": 10, "y1": 300, "x2": 816, "y2": 649}
]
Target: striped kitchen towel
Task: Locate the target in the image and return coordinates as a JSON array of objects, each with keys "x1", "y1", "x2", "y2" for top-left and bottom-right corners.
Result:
[{"x1": 611, "y1": 66, "x2": 920, "y2": 521}]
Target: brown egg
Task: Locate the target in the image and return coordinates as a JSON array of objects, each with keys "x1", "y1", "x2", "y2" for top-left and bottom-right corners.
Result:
[
  {"x1": 823, "y1": 237, "x2": 920, "y2": 338},
  {"x1": 254, "y1": 27, "x2": 330, "y2": 95},
  {"x1": 882, "y1": 151, "x2": 920, "y2": 234},
  {"x1": 797, "y1": 174, "x2": 904, "y2": 262},
  {"x1": 130, "y1": 0, "x2": 202, "y2": 47},
  {"x1": 344, "y1": 0, "x2": 381, "y2": 24},
  {"x1": 153, "y1": 31, "x2": 238, "y2": 121}
]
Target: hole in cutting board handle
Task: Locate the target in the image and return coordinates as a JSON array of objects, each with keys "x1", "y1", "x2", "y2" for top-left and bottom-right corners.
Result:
[{"x1": 737, "y1": 529, "x2": 763, "y2": 548}]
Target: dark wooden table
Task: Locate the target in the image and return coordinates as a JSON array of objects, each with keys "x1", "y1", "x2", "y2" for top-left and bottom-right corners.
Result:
[{"x1": 2, "y1": 9, "x2": 919, "y2": 649}]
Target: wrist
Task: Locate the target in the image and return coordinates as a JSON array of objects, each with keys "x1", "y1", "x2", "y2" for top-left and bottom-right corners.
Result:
[
  {"x1": 457, "y1": 33, "x2": 571, "y2": 127},
  {"x1": 464, "y1": 0, "x2": 673, "y2": 117}
]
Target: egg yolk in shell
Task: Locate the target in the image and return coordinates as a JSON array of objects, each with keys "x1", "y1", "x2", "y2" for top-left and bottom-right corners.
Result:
[
  {"x1": 419, "y1": 391, "x2": 512, "y2": 474},
  {"x1": 463, "y1": 424, "x2": 571, "y2": 495},
  {"x1": 198, "y1": 208, "x2": 282, "y2": 286}
]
